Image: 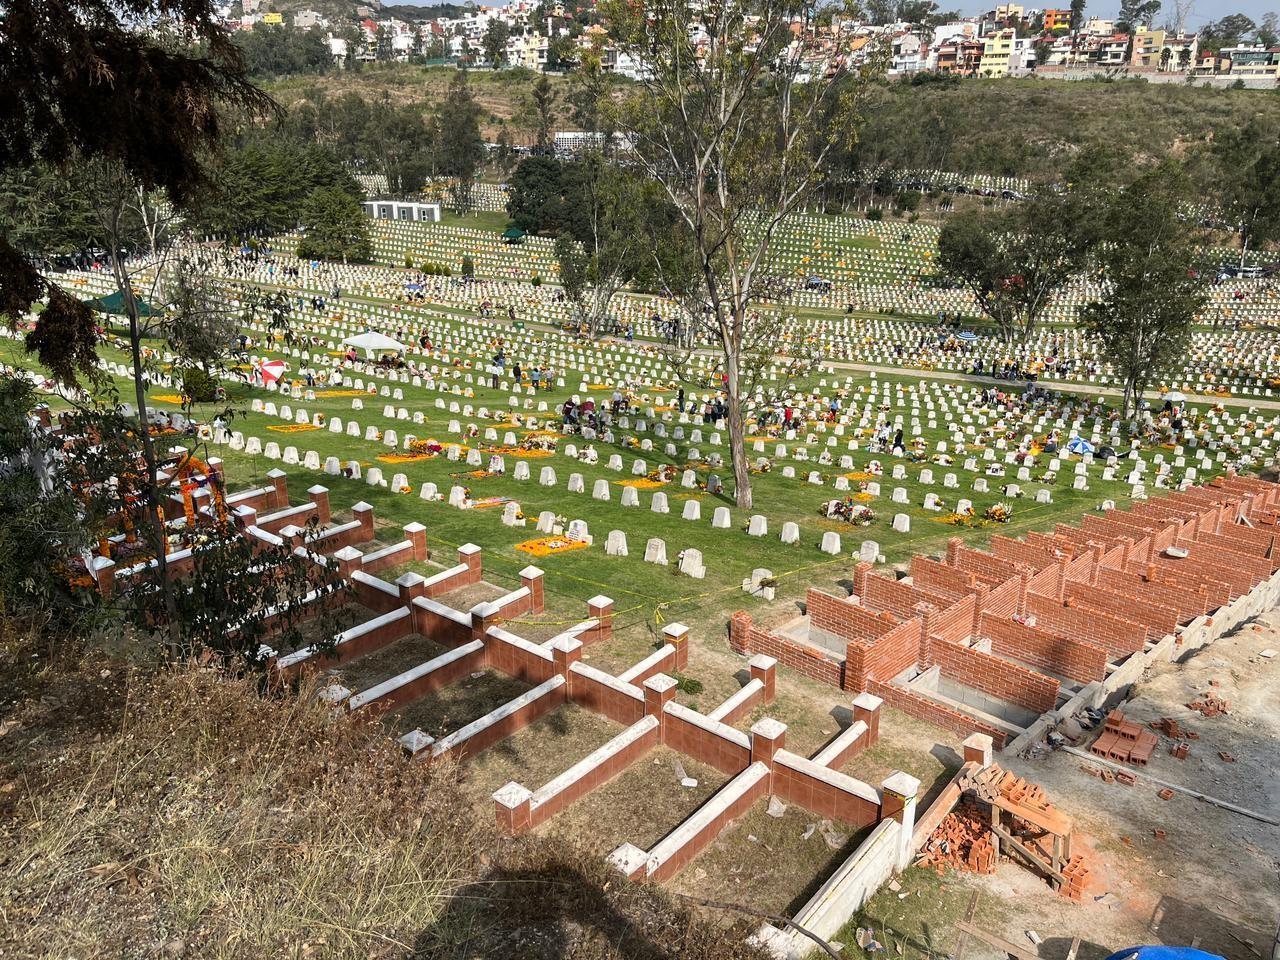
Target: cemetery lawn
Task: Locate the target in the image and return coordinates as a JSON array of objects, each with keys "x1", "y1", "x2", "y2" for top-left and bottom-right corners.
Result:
[{"x1": 0, "y1": 329, "x2": 1203, "y2": 630}]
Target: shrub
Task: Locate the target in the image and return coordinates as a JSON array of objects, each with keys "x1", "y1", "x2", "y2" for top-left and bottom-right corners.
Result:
[{"x1": 179, "y1": 366, "x2": 218, "y2": 403}]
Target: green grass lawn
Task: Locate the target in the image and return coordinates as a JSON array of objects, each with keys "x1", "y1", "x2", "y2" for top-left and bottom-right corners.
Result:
[{"x1": 2, "y1": 295, "x2": 1200, "y2": 635}]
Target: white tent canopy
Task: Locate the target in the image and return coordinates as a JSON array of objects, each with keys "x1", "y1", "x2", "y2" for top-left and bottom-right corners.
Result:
[{"x1": 341, "y1": 331, "x2": 406, "y2": 358}]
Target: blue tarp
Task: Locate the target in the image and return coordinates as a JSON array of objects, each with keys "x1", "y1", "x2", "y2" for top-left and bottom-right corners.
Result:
[{"x1": 1105, "y1": 947, "x2": 1225, "y2": 960}]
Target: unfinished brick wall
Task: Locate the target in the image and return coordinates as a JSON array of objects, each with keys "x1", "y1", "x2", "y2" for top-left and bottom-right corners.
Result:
[
  {"x1": 1063, "y1": 581, "x2": 1178, "y2": 642},
  {"x1": 983, "y1": 575, "x2": 1022, "y2": 619},
  {"x1": 930, "y1": 594, "x2": 977, "y2": 644},
  {"x1": 931, "y1": 641, "x2": 1060, "y2": 715},
  {"x1": 979, "y1": 613, "x2": 1107, "y2": 683},
  {"x1": 1025, "y1": 594, "x2": 1146, "y2": 659},
  {"x1": 909, "y1": 556, "x2": 979, "y2": 598},
  {"x1": 867, "y1": 680, "x2": 1006, "y2": 748},
  {"x1": 730, "y1": 613, "x2": 845, "y2": 688},
  {"x1": 807, "y1": 589, "x2": 897, "y2": 642},
  {"x1": 1094, "y1": 567, "x2": 1207, "y2": 623}
]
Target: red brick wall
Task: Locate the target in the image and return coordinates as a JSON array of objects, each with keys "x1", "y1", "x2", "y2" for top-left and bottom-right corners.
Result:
[
  {"x1": 861, "y1": 575, "x2": 949, "y2": 620},
  {"x1": 412, "y1": 602, "x2": 473, "y2": 648},
  {"x1": 487, "y1": 633, "x2": 556, "y2": 684},
  {"x1": 1025, "y1": 562, "x2": 1061, "y2": 599},
  {"x1": 910, "y1": 557, "x2": 978, "y2": 598},
  {"x1": 931, "y1": 640, "x2": 1060, "y2": 714},
  {"x1": 984, "y1": 575, "x2": 1022, "y2": 619},
  {"x1": 1094, "y1": 567, "x2": 1207, "y2": 623},
  {"x1": 1025, "y1": 594, "x2": 1146, "y2": 659},
  {"x1": 435, "y1": 683, "x2": 567, "y2": 764},
  {"x1": 930, "y1": 594, "x2": 976, "y2": 644},
  {"x1": 867, "y1": 680, "x2": 1006, "y2": 747},
  {"x1": 351, "y1": 577, "x2": 403, "y2": 614},
  {"x1": 568, "y1": 666, "x2": 646, "y2": 725},
  {"x1": 950, "y1": 545, "x2": 1024, "y2": 585},
  {"x1": 664, "y1": 710, "x2": 751, "y2": 776},
  {"x1": 808, "y1": 590, "x2": 898, "y2": 642},
  {"x1": 772, "y1": 758, "x2": 881, "y2": 828},
  {"x1": 646, "y1": 770, "x2": 768, "y2": 883},
  {"x1": 1064, "y1": 552, "x2": 1095, "y2": 583},
  {"x1": 1064, "y1": 581, "x2": 1178, "y2": 641},
  {"x1": 979, "y1": 613, "x2": 1107, "y2": 682},
  {"x1": 360, "y1": 541, "x2": 414, "y2": 576},
  {"x1": 353, "y1": 643, "x2": 486, "y2": 715},
  {"x1": 866, "y1": 618, "x2": 922, "y2": 683},
  {"x1": 526, "y1": 722, "x2": 659, "y2": 830},
  {"x1": 731, "y1": 621, "x2": 844, "y2": 690},
  {"x1": 989, "y1": 534, "x2": 1056, "y2": 571}
]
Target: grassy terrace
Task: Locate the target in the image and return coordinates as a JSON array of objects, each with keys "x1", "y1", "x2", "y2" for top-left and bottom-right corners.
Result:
[{"x1": 2, "y1": 295, "x2": 1203, "y2": 633}]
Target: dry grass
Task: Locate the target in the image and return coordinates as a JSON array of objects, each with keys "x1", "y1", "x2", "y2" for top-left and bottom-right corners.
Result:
[
  {"x1": 0, "y1": 637, "x2": 482, "y2": 959},
  {"x1": 0, "y1": 630, "x2": 769, "y2": 960}
]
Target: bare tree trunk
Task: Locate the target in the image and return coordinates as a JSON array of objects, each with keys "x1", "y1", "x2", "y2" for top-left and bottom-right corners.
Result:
[{"x1": 722, "y1": 322, "x2": 754, "y2": 510}]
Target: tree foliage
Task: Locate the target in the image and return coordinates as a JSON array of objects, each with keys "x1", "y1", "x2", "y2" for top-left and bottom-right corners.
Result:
[
  {"x1": 1080, "y1": 165, "x2": 1207, "y2": 418},
  {"x1": 296, "y1": 186, "x2": 372, "y2": 262},
  {"x1": 436, "y1": 71, "x2": 486, "y2": 213},
  {"x1": 603, "y1": 0, "x2": 881, "y2": 509}
]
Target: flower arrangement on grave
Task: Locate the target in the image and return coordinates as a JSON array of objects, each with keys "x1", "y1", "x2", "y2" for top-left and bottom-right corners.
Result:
[
  {"x1": 399, "y1": 483, "x2": 413, "y2": 494},
  {"x1": 515, "y1": 535, "x2": 590, "y2": 557},
  {"x1": 752, "y1": 459, "x2": 773, "y2": 474},
  {"x1": 985, "y1": 463, "x2": 1005, "y2": 476},
  {"x1": 1039, "y1": 470, "x2": 1057, "y2": 483},
  {"x1": 379, "y1": 452, "x2": 429, "y2": 464},
  {"x1": 409, "y1": 437, "x2": 444, "y2": 455},
  {"x1": 463, "y1": 424, "x2": 479, "y2": 440},
  {"x1": 932, "y1": 454, "x2": 953, "y2": 466},
  {"x1": 866, "y1": 460, "x2": 883, "y2": 476},
  {"x1": 984, "y1": 502, "x2": 1013, "y2": 523},
  {"x1": 908, "y1": 449, "x2": 927, "y2": 463}
]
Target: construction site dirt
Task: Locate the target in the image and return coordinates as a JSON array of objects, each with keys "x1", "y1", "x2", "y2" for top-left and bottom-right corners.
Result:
[{"x1": 850, "y1": 612, "x2": 1280, "y2": 960}]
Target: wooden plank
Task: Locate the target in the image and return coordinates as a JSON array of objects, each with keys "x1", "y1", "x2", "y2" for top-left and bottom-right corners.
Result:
[
  {"x1": 954, "y1": 891, "x2": 980, "y2": 960},
  {"x1": 989, "y1": 823, "x2": 1068, "y2": 884},
  {"x1": 1066, "y1": 936, "x2": 1081, "y2": 960},
  {"x1": 953, "y1": 921, "x2": 1040, "y2": 960}
]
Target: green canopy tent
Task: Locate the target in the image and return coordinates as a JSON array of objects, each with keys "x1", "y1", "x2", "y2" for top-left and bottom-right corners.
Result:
[
  {"x1": 501, "y1": 227, "x2": 526, "y2": 245},
  {"x1": 84, "y1": 290, "x2": 163, "y2": 317}
]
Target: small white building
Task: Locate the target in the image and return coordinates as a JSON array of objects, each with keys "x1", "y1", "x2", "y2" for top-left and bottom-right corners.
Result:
[{"x1": 361, "y1": 201, "x2": 442, "y2": 223}]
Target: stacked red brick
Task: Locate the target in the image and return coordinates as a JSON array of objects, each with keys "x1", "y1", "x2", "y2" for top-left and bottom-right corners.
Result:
[
  {"x1": 1091, "y1": 710, "x2": 1158, "y2": 766},
  {"x1": 731, "y1": 473, "x2": 1280, "y2": 745}
]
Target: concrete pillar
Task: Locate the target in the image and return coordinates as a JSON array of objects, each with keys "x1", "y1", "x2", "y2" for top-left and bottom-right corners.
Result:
[
  {"x1": 520, "y1": 565, "x2": 545, "y2": 613},
  {"x1": 881, "y1": 772, "x2": 921, "y2": 870},
  {"x1": 962, "y1": 733, "x2": 994, "y2": 768},
  {"x1": 458, "y1": 543, "x2": 482, "y2": 582},
  {"x1": 279, "y1": 524, "x2": 305, "y2": 552},
  {"x1": 351, "y1": 500, "x2": 375, "y2": 541},
  {"x1": 749, "y1": 654, "x2": 777, "y2": 701},
  {"x1": 643, "y1": 675, "x2": 678, "y2": 740},
  {"x1": 552, "y1": 636, "x2": 582, "y2": 678},
  {"x1": 852, "y1": 692, "x2": 883, "y2": 744},
  {"x1": 307, "y1": 484, "x2": 331, "y2": 525},
  {"x1": 404, "y1": 522, "x2": 427, "y2": 561},
  {"x1": 267, "y1": 468, "x2": 289, "y2": 508},
  {"x1": 398, "y1": 729, "x2": 434, "y2": 759},
  {"x1": 333, "y1": 545, "x2": 364, "y2": 580},
  {"x1": 91, "y1": 555, "x2": 116, "y2": 598},
  {"x1": 470, "y1": 600, "x2": 500, "y2": 643},
  {"x1": 750, "y1": 717, "x2": 787, "y2": 772},
  {"x1": 588, "y1": 595, "x2": 613, "y2": 643},
  {"x1": 396, "y1": 571, "x2": 427, "y2": 607},
  {"x1": 234, "y1": 504, "x2": 258, "y2": 531},
  {"x1": 493, "y1": 782, "x2": 534, "y2": 835},
  {"x1": 663, "y1": 622, "x2": 691, "y2": 670}
]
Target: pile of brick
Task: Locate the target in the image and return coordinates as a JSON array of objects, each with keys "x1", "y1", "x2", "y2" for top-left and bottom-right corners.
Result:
[
  {"x1": 916, "y1": 802, "x2": 995, "y2": 875},
  {"x1": 1059, "y1": 855, "x2": 1090, "y2": 902},
  {"x1": 1187, "y1": 692, "x2": 1230, "y2": 717},
  {"x1": 1090, "y1": 710, "x2": 1158, "y2": 766}
]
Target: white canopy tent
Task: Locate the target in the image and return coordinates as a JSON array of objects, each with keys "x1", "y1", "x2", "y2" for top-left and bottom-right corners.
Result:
[{"x1": 341, "y1": 331, "x2": 407, "y2": 358}]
